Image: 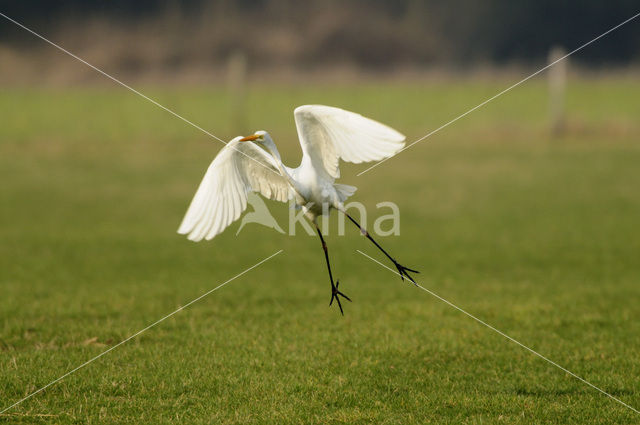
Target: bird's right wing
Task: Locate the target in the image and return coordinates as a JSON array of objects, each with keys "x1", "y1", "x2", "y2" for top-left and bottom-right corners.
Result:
[
  {"x1": 294, "y1": 105, "x2": 405, "y2": 179},
  {"x1": 178, "y1": 137, "x2": 290, "y2": 241}
]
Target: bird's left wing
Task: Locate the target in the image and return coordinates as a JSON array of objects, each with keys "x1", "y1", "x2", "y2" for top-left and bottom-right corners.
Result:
[
  {"x1": 294, "y1": 105, "x2": 406, "y2": 179},
  {"x1": 178, "y1": 137, "x2": 290, "y2": 241}
]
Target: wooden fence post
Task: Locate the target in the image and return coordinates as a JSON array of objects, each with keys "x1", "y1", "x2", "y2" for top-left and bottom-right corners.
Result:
[
  {"x1": 227, "y1": 50, "x2": 247, "y2": 133},
  {"x1": 548, "y1": 46, "x2": 567, "y2": 136}
]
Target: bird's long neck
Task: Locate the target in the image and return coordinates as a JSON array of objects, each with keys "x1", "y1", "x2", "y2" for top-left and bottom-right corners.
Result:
[{"x1": 263, "y1": 141, "x2": 303, "y2": 194}]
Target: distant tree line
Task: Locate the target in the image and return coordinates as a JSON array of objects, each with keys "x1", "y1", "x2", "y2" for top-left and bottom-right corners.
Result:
[{"x1": 1, "y1": 0, "x2": 638, "y2": 69}]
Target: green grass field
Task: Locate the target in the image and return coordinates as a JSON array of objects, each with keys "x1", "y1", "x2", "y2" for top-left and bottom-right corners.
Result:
[{"x1": 1, "y1": 77, "x2": 640, "y2": 424}]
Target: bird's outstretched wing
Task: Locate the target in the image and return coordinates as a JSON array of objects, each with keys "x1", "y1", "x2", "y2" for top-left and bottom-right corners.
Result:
[
  {"x1": 178, "y1": 137, "x2": 290, "y2": 241},
  {"x1": 294, "y1": 105, "x2": 405, "y2": 179}
]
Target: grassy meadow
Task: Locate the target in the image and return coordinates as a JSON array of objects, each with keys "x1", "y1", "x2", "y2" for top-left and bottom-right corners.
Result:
[{"x1": 1, "y1": 77, "x2": 640, "y2": 424}]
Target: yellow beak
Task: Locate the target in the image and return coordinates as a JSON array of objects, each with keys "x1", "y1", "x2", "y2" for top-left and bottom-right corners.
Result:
[{"x1": 239, "y1": 134, "x2": 259, "y2": 141}]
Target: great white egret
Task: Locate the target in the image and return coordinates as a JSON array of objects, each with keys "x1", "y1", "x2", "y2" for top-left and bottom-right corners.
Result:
[{"x1": 178, "y1": 105, "x2": 418, "y2": 314}]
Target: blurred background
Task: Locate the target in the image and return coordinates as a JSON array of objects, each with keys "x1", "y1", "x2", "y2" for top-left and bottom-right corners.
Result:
[
  {"x1": 1, "y1": 2, "x2": 640, "y2": 423},
  {"x1": 1, "y1": 0, "x2": 639, "y2": 84}
]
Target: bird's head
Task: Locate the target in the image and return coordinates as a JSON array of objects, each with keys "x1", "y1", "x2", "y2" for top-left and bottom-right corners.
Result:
[
  {"x1": 239, "y1": 130, "x2": 270, "y2": 144},
  {"x1": 239, "y1": 130, "x2": 282, "y2": 161},
  {"x1": 239, "y1": 131, "x2": 279, "y2": 156}
]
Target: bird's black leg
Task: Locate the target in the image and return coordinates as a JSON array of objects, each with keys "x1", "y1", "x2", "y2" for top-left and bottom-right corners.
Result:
[
  {"x1": 315, "y1": 223, "x2": 351, "y2": 315},
  {"x1": 344, "y1": 213, "x2": 419, "y2": 284}
]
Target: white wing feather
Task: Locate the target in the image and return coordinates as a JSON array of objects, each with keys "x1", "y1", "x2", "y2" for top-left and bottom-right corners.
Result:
[
  {"x1": 294, "y1": 105, "x2": 405, "y2": 179},
  {"x1": 178, "y1": 137, "x2": 290, "y2": 241}
]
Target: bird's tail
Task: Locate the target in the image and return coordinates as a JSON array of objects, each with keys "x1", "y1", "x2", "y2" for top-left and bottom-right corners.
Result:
[{"x1": 334, "y1": 184, "x2": 358, "y2": 203}]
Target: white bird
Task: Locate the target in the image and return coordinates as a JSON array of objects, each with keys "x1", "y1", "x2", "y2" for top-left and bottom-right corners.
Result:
[{"x1": 178, "y1": 105, "x2": 418, "y2": 314}]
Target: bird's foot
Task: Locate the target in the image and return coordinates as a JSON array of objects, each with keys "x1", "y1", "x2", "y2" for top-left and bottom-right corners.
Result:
[
  {"x1": 393, "y1": 261, "x2": 420, "y2": 285},
  {"x1": 329, "y1": 280, "x2": 352, "y2": 315}
]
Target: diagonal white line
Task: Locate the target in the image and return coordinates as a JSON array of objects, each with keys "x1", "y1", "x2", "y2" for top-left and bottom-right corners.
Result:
[
  {"x1": 357, "y1": 11, "x2": 640, "y2": 176},
  {"x1": 0, "y1": 250, "x2": 283, "y2": 415},
  {"x1": 356, "y1": 249, "x2": 640, "y2": 415},
  {"x1": 0, "y1": 12, "x2": 279, "y2": 176}
]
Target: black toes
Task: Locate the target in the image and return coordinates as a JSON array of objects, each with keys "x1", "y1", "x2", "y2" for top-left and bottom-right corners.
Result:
[
  {"x1": 394, "y1": 262, "x2": 419, "y2": 285},
  {"x1": 335, "y1": 281, "x2": 352, "y2": 302},
  {"x1": 330, "y1": 280, "x2": 352, "y2": 315}
]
